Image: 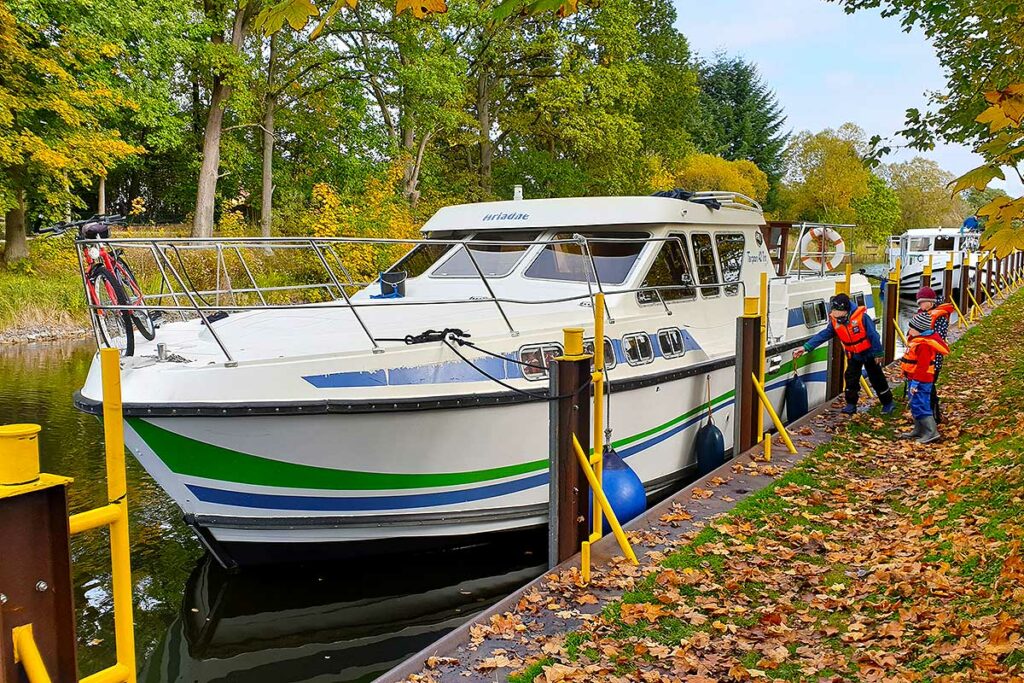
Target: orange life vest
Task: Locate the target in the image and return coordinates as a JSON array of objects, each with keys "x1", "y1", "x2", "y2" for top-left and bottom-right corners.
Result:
[
  {"x1": 900, "y1": 334, "x2": 950, "y2": 382},
  {"x1": 831, "y1": 306, "x2": 872, "y2": 354},
  {"x1": 927, "y1": 302, "x2": 955, "y2": 326}
]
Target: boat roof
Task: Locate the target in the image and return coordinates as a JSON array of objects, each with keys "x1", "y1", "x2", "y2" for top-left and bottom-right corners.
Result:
[
  {"x1": 896, "y1": 227, "x2": 964, "y2": 237},
  {"x1": 420, "y1": 195, "x2": 765, "y2": 234}
]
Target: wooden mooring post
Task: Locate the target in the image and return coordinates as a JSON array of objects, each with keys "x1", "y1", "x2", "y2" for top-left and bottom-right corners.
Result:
[
  {"x1": 734, "y1": 297, "x2": 762, "y2": 455},
  {"x1": 883, "y1": 276, "x2": 899, "y2": 365},
  {"x1": 974, "y1": 255, "x2": 985, "y2": 308},
  {"x1": 987, "y1": 257, "x2": 996, "y2": 299},
  {"x1": 548, "y1": 328, "x2": 592, "y2": 568},
  {"x1": 943, "y1": 260, "x2": 954, "y2": 302}
]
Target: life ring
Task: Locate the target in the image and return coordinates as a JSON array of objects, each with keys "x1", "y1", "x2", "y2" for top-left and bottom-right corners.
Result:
[{"x1": 799, "y1": 227, "x2": 846, "y2": 272}]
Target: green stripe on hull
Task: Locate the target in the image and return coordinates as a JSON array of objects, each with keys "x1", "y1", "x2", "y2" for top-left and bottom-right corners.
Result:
[{"x1": 127, "y1": 347, "x2": 828, "y2": 492}]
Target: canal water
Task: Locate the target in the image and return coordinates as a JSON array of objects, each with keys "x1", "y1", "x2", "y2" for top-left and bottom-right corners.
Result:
[{"x1": 0, "y1": 283, "x2": 927, "y2": 681}]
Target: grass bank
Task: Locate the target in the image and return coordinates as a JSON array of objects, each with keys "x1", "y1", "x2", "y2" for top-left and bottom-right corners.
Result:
[{"x1": 508, "y1": 291, "x2": 1024, "y2": 681}]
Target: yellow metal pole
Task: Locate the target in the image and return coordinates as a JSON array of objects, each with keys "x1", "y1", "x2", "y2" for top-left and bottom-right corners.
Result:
[
  {"x1": 762, "y1": 430, "x2": 771, "y2": 462},
  {"x1": 573, "y1": 436, "x2": 638, "y2": 566},
  {"x1": 69, "y1": 503, "x2": 120, "y2": 535},
  {"x1": 860, "y1": 376, "x2": 874, "y2": 399},
  {"x1": 12, "y1": 624, "x2": 52, "y2": 683},
  {"x1": 99, "y1": 348, "x2": 137, "y2": 683},
  {"x1": 79, "y1": 665, "x2": 133, "y2": 683},
  {"x1": 844, "y1": 261, "x2": 852, "y2": 293},
  {"x1": 894, "y1": 257, "x2": 901, "y2": 306},
  {"x1": 948, "y1": 297, "x2": 969, "y2": 331},
  {"x1": 750, "y1": 374, "x2": 797, "y2": 454},
  {"x1": 893, "y1": 323, "x2": 909, "y2": 346},
  {"x1": 757, "y1": 271, "x2": 767, "y2": 440},
  {"x1": 591, "y1": 293, "x2": 605, "y2": 540},
  {"x1": 967, "y1": 286, "x2": 983, "y2": 322}
]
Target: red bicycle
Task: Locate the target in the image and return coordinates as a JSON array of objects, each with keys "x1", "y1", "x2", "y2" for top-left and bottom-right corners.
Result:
[{"x1": 39, "y1": 215, "x2": 155, "y2": 356}]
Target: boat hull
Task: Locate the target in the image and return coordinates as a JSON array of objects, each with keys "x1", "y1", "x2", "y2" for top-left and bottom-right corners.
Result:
[{"x1": 118, "y1": 349, "x2": 829, "y2": 565}]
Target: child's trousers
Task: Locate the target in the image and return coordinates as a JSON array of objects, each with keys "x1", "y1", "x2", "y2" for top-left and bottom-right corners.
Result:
[{"x1": 908, "y1": 380, "x2": 934, "y2": 419}]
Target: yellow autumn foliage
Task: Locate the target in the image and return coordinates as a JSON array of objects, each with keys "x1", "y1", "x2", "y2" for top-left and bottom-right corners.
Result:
[{"x1": 649, "y1": 153, "x2": 769, "y2": 203}]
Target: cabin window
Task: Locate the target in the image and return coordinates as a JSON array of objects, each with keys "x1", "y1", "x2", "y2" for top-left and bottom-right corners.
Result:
[
  {"x1": 715, "y1": 233, "x2": 745, "y2": 296},
  {"x1": 432, "y1": 231, "x2": 537, "y2": 278},
  {"x1": 525, "y1": 231, "x2": 647, "y2": 285},
  {"x1": 908, "y1": 237, "x2": 931, "y2": 252},
  {"x1": 691, "y1": 233, "x2": 720, "y2": 297},
  {"x1": 802, "y1": 299, "x2": 828, "y2": 327},
  {"x1": 622, "y1": 333, "x2": 654, "y2": 366},
  {"x1": 854, "y1": 292, "x2": 866, "y2": 309},
  {"x1": 638, "y1": 236, "x2": 696, "y2": 305},
  {"x1": 386, "y1": 242, "x2": 449, "y2": 278},
  {"x1": 657, "y1": 328, "x2": 685, "y2": 358},
  {"x1": 519, "y1": 343, "x2": 564, "y2": 381},
  {"x1": 933, "y1": 236, "x2": 956, "y2": 251},
  {"x1": 583, "y1": 337, "x2": 617, "y2": 370}
]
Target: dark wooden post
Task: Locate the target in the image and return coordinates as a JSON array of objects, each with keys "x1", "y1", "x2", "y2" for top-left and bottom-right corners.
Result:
[
  {"x1": 734, "y1": 298, "x2": 761, "y2": 455},
  {"x1": 942, "y1": 260, "x2": 954, "y2": 302},
  {"x1": 883, "y1": 277, "x2": 899, "y2": 366},
  {"x1": 548, "y1": 330, "x2": 592, "y2": 568},
  {"x1": 987, "y1": 257, "x2": 995, "y2": 298},
  {"x1": 958, "y1": 257, "x2": 971, "y2": 317},
  {"x1": 0, "y1": 425, "x2": 78, "y2": 683}
]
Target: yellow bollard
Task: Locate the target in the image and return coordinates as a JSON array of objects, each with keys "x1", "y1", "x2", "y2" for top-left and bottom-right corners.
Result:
[
  {"x1": 763, "y1": 431, "x2": 772, "y2": 462},
  {"x1": 591, "y1": 294, "x2": 605, "y2": 541},
  {"x1": 757, "y1": 272, "x2": 768, "y2": 440},
  {"x1": 0, "y1": 423, "x2": 42, "y2": 486},
  {"x1": 573, "y1": 436, "x2": 638, "y2": 567}
]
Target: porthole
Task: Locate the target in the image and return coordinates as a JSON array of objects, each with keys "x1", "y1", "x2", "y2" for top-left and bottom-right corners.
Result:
[
  {"x1": 518, "y1": 343, "x2": 564, "y2": 381},
  {"x1": 657, "y1": 328, "x2": 685, "y2": 359},
  {"x1": 583, "y1": 337, "x2": 617, "y2": 371}
]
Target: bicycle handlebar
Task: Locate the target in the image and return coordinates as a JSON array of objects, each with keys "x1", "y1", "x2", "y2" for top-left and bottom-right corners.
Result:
[{"x1": 37, "y1": 214, "x2": 126, "y2": 236}]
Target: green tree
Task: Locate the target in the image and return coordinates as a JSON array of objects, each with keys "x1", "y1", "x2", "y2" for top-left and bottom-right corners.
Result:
[
  {"x1": 0, "y1": 0, "x2": 142, "y2": 264},
  {"x1": 851, "y1": 173, "x2": 901, "y2": 247},
  {"x1": 880, "y1": 156, "x2": 970, "y2": 229},
  {"x1": 781, "y1": 124, "x2": 869, "y2": 224},
  {"x1": 697, "y1": 55, "x2": 789, "y2": 207}
]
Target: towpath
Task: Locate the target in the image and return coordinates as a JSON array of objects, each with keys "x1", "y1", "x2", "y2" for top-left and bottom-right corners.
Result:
[{"x1": 393, "y1": 290, "x2": 1024, "y2": 683}]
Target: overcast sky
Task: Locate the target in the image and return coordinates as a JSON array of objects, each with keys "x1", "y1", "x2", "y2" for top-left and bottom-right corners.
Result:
[{"x1": 672, "y1": 0, "x2": 1022, "y2": 196}]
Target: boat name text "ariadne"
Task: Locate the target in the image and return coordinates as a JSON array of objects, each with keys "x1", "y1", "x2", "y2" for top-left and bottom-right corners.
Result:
[{"x1": 482, "y1": 212, "x2": 530, "y2": 221}]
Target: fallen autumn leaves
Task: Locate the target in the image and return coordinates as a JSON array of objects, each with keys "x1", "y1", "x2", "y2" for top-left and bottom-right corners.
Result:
[{"x1": 410, "y1": 292, "x2": 1024, "y2": 682}]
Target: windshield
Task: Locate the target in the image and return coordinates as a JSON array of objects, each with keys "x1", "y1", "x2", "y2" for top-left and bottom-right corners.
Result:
[
  {"x1": 908, "y1": 237, "x2": 931, "y2": 252},
  {"x1": 431, "y1": 231, "x2": 538, "y2": 277},
  {"x1": 524, "y1": 231, "x2": 648, "y2": 285}
]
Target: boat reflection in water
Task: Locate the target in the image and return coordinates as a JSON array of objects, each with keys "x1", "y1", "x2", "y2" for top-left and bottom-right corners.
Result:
[{"x1": 142, "y1": 533, "x2": 546, "y2": 682}]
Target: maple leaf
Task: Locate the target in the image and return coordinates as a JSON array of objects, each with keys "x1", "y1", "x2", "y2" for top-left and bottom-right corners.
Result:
[{"x1": 395, "y1": 0, "x2": 448, "y2": 18}]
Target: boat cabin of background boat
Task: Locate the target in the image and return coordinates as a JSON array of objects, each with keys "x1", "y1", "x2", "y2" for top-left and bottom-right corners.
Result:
[
  {"x1": 886, "y1": 224, "x2": 986, "y2": 296},
  {"x1": 73, "y1": 191, "x2": 873, "y2": 566}
]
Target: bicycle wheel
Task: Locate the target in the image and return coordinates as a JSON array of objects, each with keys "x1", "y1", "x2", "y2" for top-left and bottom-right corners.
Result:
[
  {"x1": 90, "y1": 266, "x2": 135, "y2": 356},
  {"x1": 114, "y1": 258, "x2": 156, "y2": 340}
]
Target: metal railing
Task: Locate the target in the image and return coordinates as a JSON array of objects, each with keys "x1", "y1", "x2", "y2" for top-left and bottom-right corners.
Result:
[{"x1": 75, "y1": 233, "x2": 753, "y2": 364}]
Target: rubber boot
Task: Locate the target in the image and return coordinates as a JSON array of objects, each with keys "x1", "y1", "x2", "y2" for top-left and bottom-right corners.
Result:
[
  {"x1": 900, "y1": 419, "x2": 923, "y2": 440},
  {"x1": 841, "y1": 403, "x2": 857, "y2": 415},
  {"x1": 881, "y1": 401, "x2": 896, "y2": 416},
  {"x1": 916, "y1": 416, "x2": 940, "y2": 444}
]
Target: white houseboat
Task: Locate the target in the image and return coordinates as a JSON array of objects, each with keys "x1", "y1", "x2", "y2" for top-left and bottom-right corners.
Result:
[
  {"x1": 887, "y1": 226, "x2": 982, "y2": 296},
  {"x1": 75, "y1": 192, "x2": 871, "y2": 565}
]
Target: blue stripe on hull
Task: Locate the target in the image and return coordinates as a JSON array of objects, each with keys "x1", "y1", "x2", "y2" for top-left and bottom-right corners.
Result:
[{"x1": 186, "y1": 372, "x2": 827, "y2": 512}]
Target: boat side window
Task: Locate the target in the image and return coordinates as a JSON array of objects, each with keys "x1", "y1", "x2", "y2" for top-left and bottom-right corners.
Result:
[
  {"x1": 622, "y1": 333, "x2": 654, "y2": 366},
  {"x1": 583, "y1": 337, "x2": 617, "y2": 370},
  {"x1": 691, "y1": 232, "x2": 720, "y2": 297},
  {"x1": 714, "y1": 232, "x2": 745, "y2": 296},
  {"x1": 908, "y1": 237, "x2": 931, "y2": 252},
  {"x1": 432, "y1": 231, "x2": 538, "y2": 278},
  {"x1": 657, "y1": 328, "x2": 685, "y2": 359},
  {"x1": 386, "y1": 242, "x2": 449, "y2": 278},
  {"x1": 802, "y1": 299, "x2": 828, "y2": 327},
  {"x1": 637, "y1": 236, "x2": 696, "y2": 305},
  {"x1": 519, "y1": 343, "x2": 564, "y2": 381},
  {"x1": 854, "y1": 292, "x2": 866, "y2": 309},
  {"x1": 933, "y1": 236, "x2": 956, "y2": 251},
  {"x1": 524, "y1": 231, "x2": 647, "y2": 285}
]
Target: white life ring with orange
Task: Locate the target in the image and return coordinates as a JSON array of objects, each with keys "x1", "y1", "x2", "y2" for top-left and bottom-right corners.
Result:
[{"x1": 799, "y1": 227, "x2": 846, "y2": 271}]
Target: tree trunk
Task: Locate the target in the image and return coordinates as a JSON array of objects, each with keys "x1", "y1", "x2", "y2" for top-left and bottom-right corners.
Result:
[
  {"x1": 477, "y1": 72, "x2": 493, "y2": 194},
  {"x1": 98, "y1": 176, "x2": 106, "y2": 214},
  {"x1": 3, "y1": 189, "x2": 28, "y2": 265},
  {"x1": 401, "y1": 124, "x2": 421, "y2": 207},
  {"x1": 193, "y1": 78, "x2": 229, "y2": 237},
  {"x1": 261, "y1": 34, "x2": 277, "y2": 239},
  {"x1": 192, "y1": 3, "x2": 252, "y2": 238}
]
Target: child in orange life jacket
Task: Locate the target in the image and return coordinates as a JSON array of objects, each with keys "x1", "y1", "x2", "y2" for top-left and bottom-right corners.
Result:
[
  {"x1": 794, "y1": 292, "x2": 895, "y2": 415},
  {"x1": 900, "y1": 312, "x2": 951, "y2": 444},
  {"x1": 914, "y1": 286, "x2": 954, "y2": 423}
]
